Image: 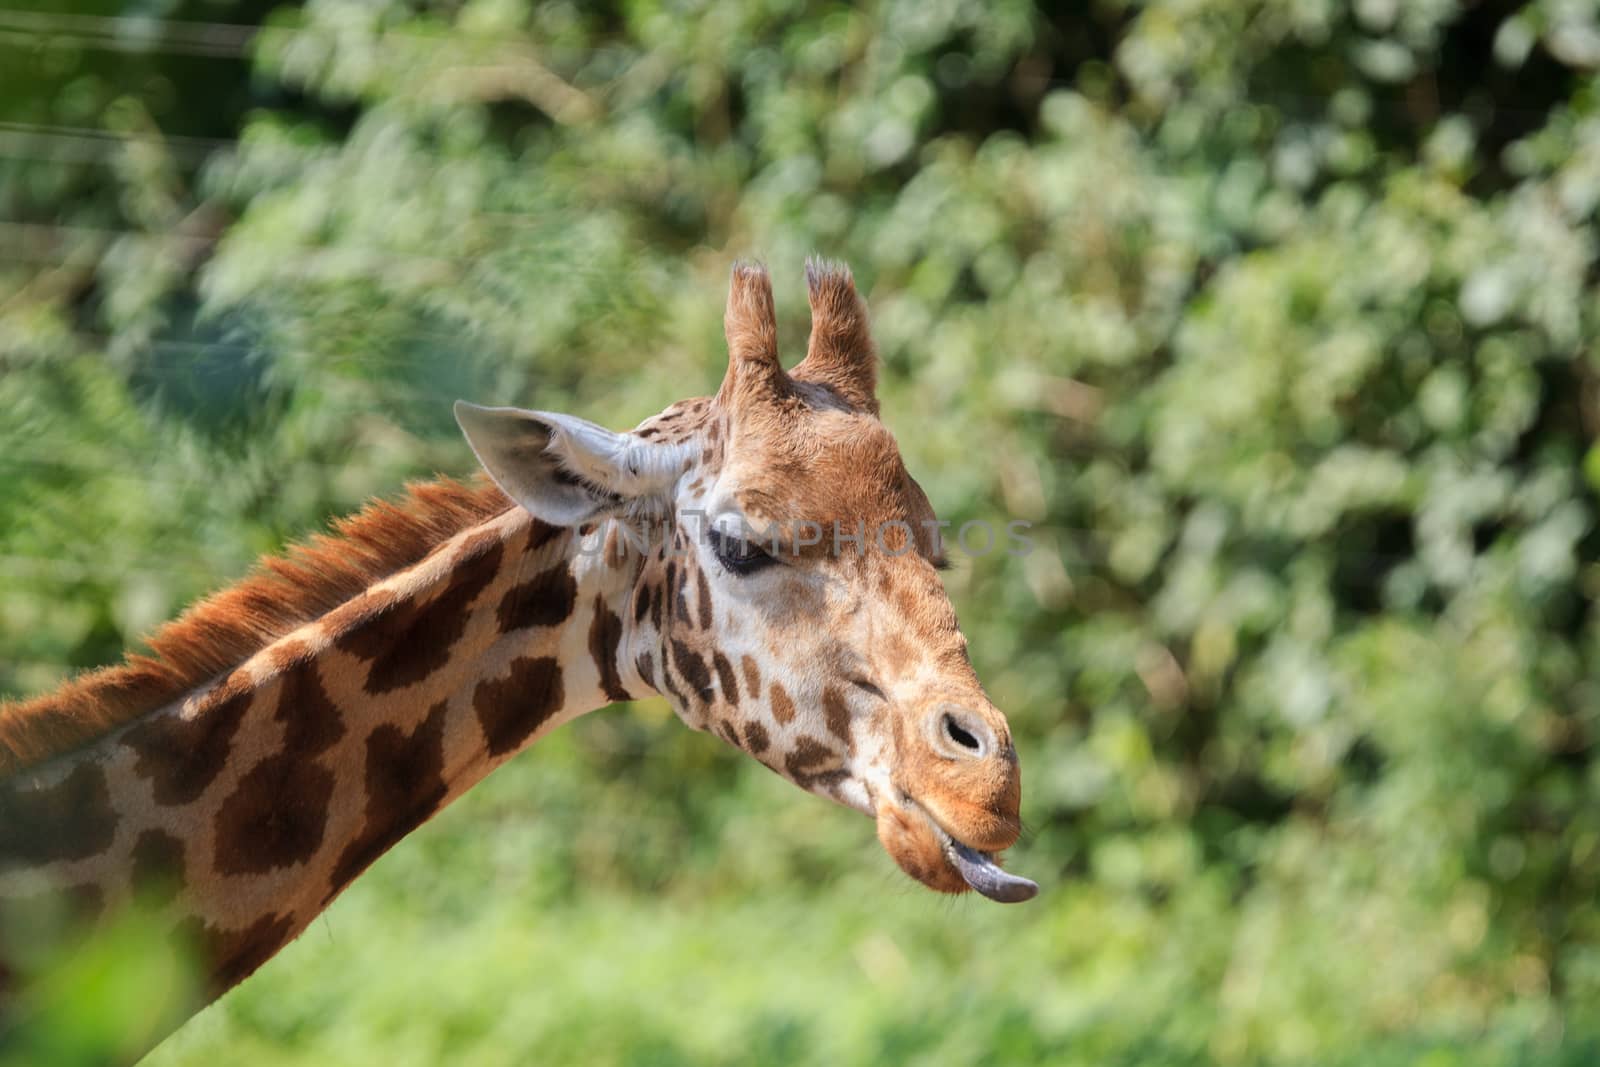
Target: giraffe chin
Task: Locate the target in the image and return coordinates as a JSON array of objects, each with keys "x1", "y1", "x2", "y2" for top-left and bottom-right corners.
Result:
[{"x1": 874, "y1": 795, "x2": 1038, "y2": 903}]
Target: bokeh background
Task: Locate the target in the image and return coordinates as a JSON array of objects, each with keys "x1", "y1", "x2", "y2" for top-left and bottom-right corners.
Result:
[{"x1": 4, "y1": 0, "x2": 1600, "y2": 1063}]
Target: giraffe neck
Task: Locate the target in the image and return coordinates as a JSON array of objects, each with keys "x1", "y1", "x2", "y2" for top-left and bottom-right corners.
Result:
[{"x1": 0, "y1": 503, "x2": 643, "y2": 1013}]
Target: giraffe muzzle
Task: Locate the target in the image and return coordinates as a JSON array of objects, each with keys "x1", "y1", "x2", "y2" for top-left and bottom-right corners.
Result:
[{"x1": 877, "y1": 788, "x2": 1038, "y2": 902}]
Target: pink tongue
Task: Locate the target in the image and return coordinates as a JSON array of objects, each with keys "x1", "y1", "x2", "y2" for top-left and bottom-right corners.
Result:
[{"x1": 947, "y1": 841, "x2": 1038, "y2": 903}]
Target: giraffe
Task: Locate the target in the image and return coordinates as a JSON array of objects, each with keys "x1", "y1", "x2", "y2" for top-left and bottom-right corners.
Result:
[{"x1": 0, "y1": 260, "x2": 1034, "y2": 1054}]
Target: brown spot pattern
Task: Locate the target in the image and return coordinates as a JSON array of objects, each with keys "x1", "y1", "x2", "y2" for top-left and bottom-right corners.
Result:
[
  {"x1": 712, "y1": 652, "x2": 739, "y2": 705},
  {"x1": 769, "y1": 682, "x2": 796, "y2": 725},
  {"x1": 785, "y1": 736, "x2": 848, "y2": 791},
  {"x1": 274, "y1": 660, "x2": 347, "y2": 757},
  {"x1": 695, "y1": 569, "x2": 713, "y2": 629},
  {"x1": 473, "y1": 656, "x2": 563, "y2": 757},
  {"x1": 632, "y1": 581, "x2": 651, "y2": 624},
  {"x1": 636, "y1": 651, "x2": 655, "y2": 690},
  {"x1": 603, "y1": 526, "x2": 626, "y2": 569},
  {"x1": 337, "y1": 533, "x2": 504, "y2": 694},
  {"x1": 211, "y1": 661, "x2": 346, "y2": 876},
  {"x1": 740, "y1": 655, "x2": 761, "y2": 699},
  {"x1": 325, "y1": 701, "x2": 450, "y2": 901},
  {"x1": 213, "y1": 755, "x2": 337, "y2": 876},
  {"x1": 497, "y1": 564, "x2": 578, "y2": 633},
  {"x1": 0, "y1": 762, "x2": 117, "y2": 866},
  {"x1": 674, "y1": 563, "x2": 692, "y2": 622},
  {"x1": 743, "y1": 721, "x2": 770, "y2": 754},
  {"x1": 822, "y1": 687, "x2": 852, "y2": 748},
  {"x1": 670, "y1": 640, "x2": 713, "y2": 703},
  {"x1": 525, "y1": 519, "x2": 565, "y2": 555},
  {"x1": 659, "y1": 659, "x2": 690, "y2": 713},
  {"x1": 588, "y1": 596, "x2": 631, "y2": 703},
  {"x1": 315, "y1": 586, "x2": 402, "y2": 645},
  {"x1": 122, "y1": 679, "x2": 252, "y2": 806}
]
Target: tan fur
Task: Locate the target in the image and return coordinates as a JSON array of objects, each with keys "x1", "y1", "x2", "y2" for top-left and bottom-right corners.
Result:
[{"x1": 0, "y1": 478, "x2": 512, "y2": 775}]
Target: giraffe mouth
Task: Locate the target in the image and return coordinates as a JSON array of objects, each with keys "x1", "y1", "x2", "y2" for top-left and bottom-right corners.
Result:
[
  {"x1": 936, "y1": 829, "x2": 1039, "y2": 903},
  {"x1": 885, "y1": 788, "x2": 1037, "y2": 903}
]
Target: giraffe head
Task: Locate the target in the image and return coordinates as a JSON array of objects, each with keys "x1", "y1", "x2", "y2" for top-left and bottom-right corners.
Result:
[{"x1": 455, "y1": 261, "x2": 1034, "y2": 902}]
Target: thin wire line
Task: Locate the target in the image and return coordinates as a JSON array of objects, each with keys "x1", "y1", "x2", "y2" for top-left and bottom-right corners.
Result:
[
  {"x1": 0, "y1": 9, "x2": 533, "y2": 54},
  {"x1": 0, "y1": 10, "x2": 256, "y2": 45},
  {"x1": 0, "y1": 130, "x2": 698, "y2": 183},
  {"x1": 0, "y1": 10, "x2": 258, "y2": 57},
  {"x1": 0, "y1": 121, "x2": 230, "y2": 167},
  {"x1": 0, "y1": 141, "x2": 205, "y2": 169},
  {"x1": 0, "y1": 220, "x2": 650, "y2": 279},
  {"x1": 0, "y1": 66, "x2": 1563, "y2": 181},
  {"x1": 0, "y1": 26, "x2": 243, "y2": 58},
  {"x1": 0, "y1": 6, "x2": 1584, "y2": 120},
  {"x1": 0, "y1": 10, "x2": 572, "y2": 63},
  {"x1": 0, "y1": 10, "x2": 584, "y2": 53},
  {"x1": 0, "y1": 120, "x2": 232, "y2": 150},
  {"x1": 0, "y1": 220, "x2": 468, "y2": 286},
  {"x1": 0, "y1": 9, "x2": 1583, "y2": 122}
]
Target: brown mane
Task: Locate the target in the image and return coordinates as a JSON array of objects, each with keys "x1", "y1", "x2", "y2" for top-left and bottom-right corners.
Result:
[{"x1": 0, "y1": 476, "x2": 513, "y2": 776}]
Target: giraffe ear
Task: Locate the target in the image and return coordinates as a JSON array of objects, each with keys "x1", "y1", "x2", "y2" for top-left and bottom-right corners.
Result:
[
  {"x1": 716, "y1": 260, "x2": 791, "y2": 407},
  {"x1": 454, "y1": 401, "x2": 684, "y2": 526},
  {"x1": 792, "y1": 258, "x2": 877, "y2": 413}
]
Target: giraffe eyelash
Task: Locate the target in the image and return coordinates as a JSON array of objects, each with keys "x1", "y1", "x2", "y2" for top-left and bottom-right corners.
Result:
[{"x1": 706, "y1": 527, "x2": 778, "y2": 576}]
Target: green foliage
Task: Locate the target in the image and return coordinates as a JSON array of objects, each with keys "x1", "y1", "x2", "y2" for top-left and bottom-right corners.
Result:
[
  {"x1": 4, "y1": 0, "x2": 1600, "y2": 1063},
  {"x1": 1, "y1": 900, "x2": 201, "y2": 1067}
]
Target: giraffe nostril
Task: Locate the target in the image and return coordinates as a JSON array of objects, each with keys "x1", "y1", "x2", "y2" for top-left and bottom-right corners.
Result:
[
  {"x1": 927, "y1": 703, "x2": 998, "y2": 761},
  {"x1": 942, "y1": 713, "x2": 982, "y2": 754}
]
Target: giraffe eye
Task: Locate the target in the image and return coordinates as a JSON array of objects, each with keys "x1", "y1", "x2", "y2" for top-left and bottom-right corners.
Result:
[{"x1": 706, "y1": 527, "x2": 777, "y2": 576}]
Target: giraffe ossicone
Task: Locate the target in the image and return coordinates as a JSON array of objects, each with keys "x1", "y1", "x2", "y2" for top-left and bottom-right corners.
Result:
[{"x1": 0, "y1": 258, "x2": 1033, "y2": 1052}]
